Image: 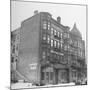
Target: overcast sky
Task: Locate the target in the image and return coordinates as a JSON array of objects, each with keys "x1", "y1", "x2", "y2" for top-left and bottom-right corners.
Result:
[{"x1": 11, "y1": 1, "x2": 87, "y2": 41}]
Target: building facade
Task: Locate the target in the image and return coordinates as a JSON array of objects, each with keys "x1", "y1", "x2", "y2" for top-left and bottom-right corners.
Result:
[{"x1": 11, "y1": 11, "x2": 87, "y2": 85}]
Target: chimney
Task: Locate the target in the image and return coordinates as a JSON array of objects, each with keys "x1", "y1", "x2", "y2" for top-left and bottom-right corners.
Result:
[
  {"x1": 57, "y1": 16, "x2": 61, "y2": 24},
  {"x1": 34, "y1": 10, "x2": 38, "y2": 15}
]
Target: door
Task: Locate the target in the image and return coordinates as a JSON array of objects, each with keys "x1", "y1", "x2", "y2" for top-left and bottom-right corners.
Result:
[
  {"x1": 41, "y1": 67, "x2": 54, "y2": 85},
  {"x1": 58, "y1": 69, "x2": 68, "y2": 84}
]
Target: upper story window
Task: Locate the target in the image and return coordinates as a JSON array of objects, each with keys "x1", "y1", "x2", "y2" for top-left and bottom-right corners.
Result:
[
  {"x1": 51, "y1": 28, "x2": 54, "y2": 35},
  {"x1": 64, "y1": 45, "x2": 68, "y2": 51},
  {"x1": 42, "y1": 51, "x2": 46, "y2": 59},
  {"x1": 60, "y1": 43, "x2": 63, "y2": 49},
  {"x1": 12, "y1": 45, "x2": 15, "y2": 53},
  {"x1": 43, "y1": 21, "x2": 47, "y2": 29},
  {"x1": 60, "y1": 33, "x2": 63, "y2": 39},
  {"x1": 57, "y1": 31, "x2": 60, "y2": 37},
  {"x1": 47, "y1": 35, "x2": 50, "y2": 43},
  {"x1": 54, "y1": 30, "x2": 57, "y2": 36},
  {"x1": 64, "y1": 33, "x2": 68, "y2": 39},
  {"x1": 69, "y1": 39, "x2": 73, "y2": 45},
  {"x1": 54, "y1": 40, "x2": 57, "y2": 47},
  {"x1": 51, "y1": 39, "x2": 53, "y2": 47},
  {"x1": 57, "y1": 41, "x2": 60, "y2": 48},
  {"x1": 67, "y1": 33, "x2": 69, "y2": 38},
  {"x1": 42, "y1": 34, "x2": 46, "y2": 40},
  {"x1": 48, "y1": 22, "x2": 50, "y2": 30}
]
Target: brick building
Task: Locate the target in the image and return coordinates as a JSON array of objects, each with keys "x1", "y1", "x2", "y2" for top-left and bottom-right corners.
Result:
[{"x1": 11, "y1": 11, "x2": 87, "y2": 85}]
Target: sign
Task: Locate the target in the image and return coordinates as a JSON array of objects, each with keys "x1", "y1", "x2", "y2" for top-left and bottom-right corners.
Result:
[{"x1": 29, "y1": 63, "x2": 37, "y2": 70}]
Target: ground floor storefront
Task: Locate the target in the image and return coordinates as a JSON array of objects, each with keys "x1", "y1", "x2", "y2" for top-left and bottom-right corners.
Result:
[
  {"x1": 40, "y1": 64, "x2": 86, "y2": 85},
  {"x1": 41, "y1": 64, "x2": 69, "y2": 85}
]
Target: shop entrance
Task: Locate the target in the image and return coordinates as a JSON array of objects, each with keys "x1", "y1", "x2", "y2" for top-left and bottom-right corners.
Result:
[
  {"x1": 55, "y1": 69, "x2": 69, "y2": 84},
  {"x1": 41, "y1": 67, "x2": 54, "y2": 85}
]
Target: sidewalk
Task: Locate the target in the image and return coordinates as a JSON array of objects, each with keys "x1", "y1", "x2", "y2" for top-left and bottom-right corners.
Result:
[{"x1": 11, "y1": 82, "x2": 75, "y2": 89}]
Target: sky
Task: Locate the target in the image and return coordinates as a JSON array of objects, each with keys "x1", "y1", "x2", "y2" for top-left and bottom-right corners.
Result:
[{"x1": 11, "y1": 1, "x2": 87, "y2": 41}]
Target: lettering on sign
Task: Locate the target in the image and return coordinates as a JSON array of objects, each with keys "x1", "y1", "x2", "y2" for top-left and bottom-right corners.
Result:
[{"x1": 29, "y1": 63, "x2": 37, "y2": 70}]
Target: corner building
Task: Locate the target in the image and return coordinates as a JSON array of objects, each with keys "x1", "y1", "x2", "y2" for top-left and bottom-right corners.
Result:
[{"x1": 11, "y1": 11, "x2": 86, "y2": 85}]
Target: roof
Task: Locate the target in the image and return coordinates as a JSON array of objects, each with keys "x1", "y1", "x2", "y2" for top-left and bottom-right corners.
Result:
[{"x1": 71, "y1": 23, "x2": 82, "y2": 38}]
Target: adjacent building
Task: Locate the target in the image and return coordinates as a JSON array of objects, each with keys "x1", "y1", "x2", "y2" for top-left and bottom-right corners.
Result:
[{"x1": 11, "y1": 11, "x2": 87, "y2": 85}]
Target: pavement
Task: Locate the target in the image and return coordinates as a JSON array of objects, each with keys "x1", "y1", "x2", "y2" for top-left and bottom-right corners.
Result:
[{"x1": 11, "y1": 82, "x2": 75, "y2": 89}]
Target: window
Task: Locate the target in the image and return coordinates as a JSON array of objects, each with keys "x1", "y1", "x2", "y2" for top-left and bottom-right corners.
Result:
[
  {"x1": 69, "y1": 39, "x2": 72, "y2": 44},
  {"x1": 57, "y1": 31, "x2": 60, "y2": 37},
  {"x1": 51, "y1": 28, "x2": 54, "y2": 35},
  {"x1": 43, "y1": 21, "x2": 47, "y2": 29},
  {"x1": 64, "y1": 33, "x2": 67, "y2": 38},
  {"x1": 57, "y1": 41, "x2": 60, "y2": 48},
  {"x1": 60, "y1": 33, "x2": 62, "y2": 38},
  {"x1": 61, "y1": 43, "x2": 63, "y2": 49},
  {"x1": 48, "y1": 22, "x2": 50, "y2": 30},
  {"x1": 54, "y1": 30, "x2": 57, "y2": 36},
  {"x1": 41, "y1": 72, "x2": 44, "y2": 80},
  {"x1": 46, "y1": 72, "x2": 49, "y2": 80},
  {"x1": 42, "y1": 51, "x2": 46, "y2": 59},
  {"x1": 12, "y1": 45, "x2": 15, "y2": 53},
  {"x1": 42, "y1": 34, "x2": 46, "y2": 40},
  {"x1": 64, "y1": 45, "x2": 68, "y2": 51},
  {"x1": 67, "y1": 33, "x2": 69, "y2": 38},
  {"x1": 11, "y1": 57, "x2": 14, "y2": 63},
  {"x1": 54, "y1": 40, "x2": 57, "y2": 47},
  {"x1": 47, "y1": 35, "x2": 50, "y2": 43},
  {"x1": 50, "y1": 72, "x2": 53, "y2": 80},
  {"x1": 51, "y1": 39, "x2": 53, "y2": 47},
  {"x1": 68, "y1": 45, "x2": 70, "y2": 51}
]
